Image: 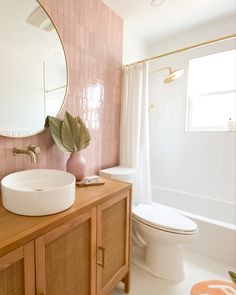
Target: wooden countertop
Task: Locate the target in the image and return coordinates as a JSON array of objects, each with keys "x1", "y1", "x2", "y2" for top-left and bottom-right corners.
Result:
[{"x1": 0, "y1": 178, "x2": 131, "y2": 257}]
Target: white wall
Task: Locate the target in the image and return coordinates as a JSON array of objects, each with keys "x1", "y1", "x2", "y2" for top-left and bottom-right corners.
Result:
[
  {"x1": 147, "y1": 15, "x2": 236, "y2": 56},
  {"x1": 147, "y1": 16, "x2": 236, "y2": 215},
  {"x1": 122, "y1": 21, "x2": 147, "y2": 65}
]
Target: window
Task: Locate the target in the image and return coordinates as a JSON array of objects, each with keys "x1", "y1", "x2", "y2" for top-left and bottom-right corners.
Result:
[{"x1": 186, "y1": 49, "x2": 236, "y2": 131}]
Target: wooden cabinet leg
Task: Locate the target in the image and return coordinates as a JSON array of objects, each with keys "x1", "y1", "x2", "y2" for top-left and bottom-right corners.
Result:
[{"x1": 122, "y1": 272, "x2": 130, "y2": 293}]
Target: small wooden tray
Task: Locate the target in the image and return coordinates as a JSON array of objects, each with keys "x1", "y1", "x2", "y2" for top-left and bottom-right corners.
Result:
[{"x1": 76, "y1": 181, "x2": 105, "y2": 187}]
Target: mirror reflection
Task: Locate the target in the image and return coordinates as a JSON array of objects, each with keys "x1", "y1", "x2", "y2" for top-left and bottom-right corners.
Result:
[{"x1": 0, "y1": 0, "x2": 67, "y2": 137}]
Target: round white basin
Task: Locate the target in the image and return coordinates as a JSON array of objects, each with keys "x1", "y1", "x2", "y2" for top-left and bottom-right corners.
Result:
[{"x1": 1, "y1": 169, "x2": 76, "y2": 216}]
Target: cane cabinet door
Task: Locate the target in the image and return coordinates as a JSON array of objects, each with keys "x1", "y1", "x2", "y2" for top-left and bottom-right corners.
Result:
[
  {"x1": 35, "y1": 208, "x2": 96, "y2": 295},
  {"x1": 97, "y1": 191, "x2": 131, "y2": 295},
  {"x1": 0, "y1": 242, "x2": 35, "y2": 295}
]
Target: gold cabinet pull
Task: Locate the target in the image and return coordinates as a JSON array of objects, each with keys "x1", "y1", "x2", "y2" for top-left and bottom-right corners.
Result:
[{"x1": 97, "y1": 246, "x2": 105, "y2": 268}]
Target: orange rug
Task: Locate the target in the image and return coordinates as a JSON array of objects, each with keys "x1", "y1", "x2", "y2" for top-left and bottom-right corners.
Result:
[{"x1": 191, "y1": 280, "x2": 236, "y2": 295}]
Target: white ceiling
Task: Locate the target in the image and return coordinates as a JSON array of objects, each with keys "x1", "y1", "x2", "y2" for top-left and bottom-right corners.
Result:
[{"x1": 102, "y1": 0, "x2": 236, "y2": 43}]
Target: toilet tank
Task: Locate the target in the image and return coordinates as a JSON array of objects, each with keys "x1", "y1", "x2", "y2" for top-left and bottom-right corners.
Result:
[{"x1": 99, "y1": 166, "x2": 135, "y2": 183}]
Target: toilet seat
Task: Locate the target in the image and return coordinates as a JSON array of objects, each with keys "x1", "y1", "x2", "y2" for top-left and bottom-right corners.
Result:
[{"x1": 133, "y1": 204, "x2": 198, "y2": 235}]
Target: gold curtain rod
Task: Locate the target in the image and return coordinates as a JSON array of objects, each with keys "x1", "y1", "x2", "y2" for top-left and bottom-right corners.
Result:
[{"x1": 125, "y1": 34, "x2": 236, "y2": 66}]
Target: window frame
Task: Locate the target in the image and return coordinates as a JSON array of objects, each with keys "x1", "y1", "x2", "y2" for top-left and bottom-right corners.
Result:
[{"x1": 185, "y1": 49, "x2": 236, "y2": 132}]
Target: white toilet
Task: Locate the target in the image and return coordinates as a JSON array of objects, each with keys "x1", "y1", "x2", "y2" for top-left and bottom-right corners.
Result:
[{"x1": 99, "y1": 166, "x2": 198, "y2": 282}]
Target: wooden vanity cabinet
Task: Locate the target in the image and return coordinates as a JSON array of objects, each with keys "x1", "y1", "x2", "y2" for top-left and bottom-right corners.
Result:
[
  {"x1": 0, "y1": 242, "x2": 35, "y2": 295},
  {"x1": 0, "y1": 180, "x2": 131, "y2": 295}
]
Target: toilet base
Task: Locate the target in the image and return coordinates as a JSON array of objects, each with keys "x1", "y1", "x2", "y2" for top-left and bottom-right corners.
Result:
[{"x1": 132, "y1": 243, "x2": 185, "y2": 282}]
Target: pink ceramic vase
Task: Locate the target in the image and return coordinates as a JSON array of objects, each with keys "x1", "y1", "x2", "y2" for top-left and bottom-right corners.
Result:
[{"x1": 66, "y1": 151, "x2": 86, "y2": 181}]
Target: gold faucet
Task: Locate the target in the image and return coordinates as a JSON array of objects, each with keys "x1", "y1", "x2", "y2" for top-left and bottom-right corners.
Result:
[{"x1": 13, "y1": 145, "x2": 40, "y2": 163}]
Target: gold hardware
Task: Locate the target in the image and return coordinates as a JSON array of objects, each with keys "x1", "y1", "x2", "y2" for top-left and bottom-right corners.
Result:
[
  {"x1": 97, "y1": 246, "x2": 105, "y2": 268},
  {"x1": 28, "y1": 144, "x2": 41, "y2": 154},
  {"x1": 125, "y1": 34, "x2": 236, "y2": 66},
  {"x1": 150, "y1": 66, "x2": 172, "y2": 75},
  {"x1": 13, "y1": 145, "x2": 40, "y2": 163},
  {"x1": 150, "y1": 66, "x2": 184, "y2": 83}
]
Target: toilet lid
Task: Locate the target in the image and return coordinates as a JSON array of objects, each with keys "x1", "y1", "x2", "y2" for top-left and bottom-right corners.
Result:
[
  {"x1": 99, "y1": 166, "x2": 135, "y2": 179},
  {"x1": 132, "y1": 204, "x2": 198, "y2": 234}
]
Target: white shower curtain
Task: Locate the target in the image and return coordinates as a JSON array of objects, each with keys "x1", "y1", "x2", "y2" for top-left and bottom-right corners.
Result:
[{"x1": 120, "y1": 62, "x2": 152, "y2": 205}]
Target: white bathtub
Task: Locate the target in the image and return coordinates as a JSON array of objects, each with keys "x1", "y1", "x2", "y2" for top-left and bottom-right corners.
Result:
[{"x1": 152, "y1": 186, "x2": 236, "y2": 268}]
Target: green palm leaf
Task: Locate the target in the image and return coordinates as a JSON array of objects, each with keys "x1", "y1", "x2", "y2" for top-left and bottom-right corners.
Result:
[
  {"x1": 61, "y1": 112, "x2": 81, "y2": 152},
  {"x1": 44, "y1": 116, "x2": 68, "y2": 153},
  {"x1": 229, "y1": 271, "x2": 236, "y2": 283},
  {"x1": 76, "y1": 116, "x2": 90, "y2": 150},
  {"x1": 45, "y1": 111, "x2": 91, "y2": 153}
]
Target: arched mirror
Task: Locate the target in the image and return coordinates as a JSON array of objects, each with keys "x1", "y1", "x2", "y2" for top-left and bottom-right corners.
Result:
[{"x1": 0, "y1": 0, "x2": 68, "y2": 137}]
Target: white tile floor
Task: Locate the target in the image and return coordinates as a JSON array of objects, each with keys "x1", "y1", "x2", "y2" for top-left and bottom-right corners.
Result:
[{"x1": 111, "y1": 250, "x2": 235, "y2": 295}]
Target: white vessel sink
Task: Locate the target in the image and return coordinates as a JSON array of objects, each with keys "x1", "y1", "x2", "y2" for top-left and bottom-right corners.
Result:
[{"x1": 1, "y1": 169, "x2": 76, "y2": 216}]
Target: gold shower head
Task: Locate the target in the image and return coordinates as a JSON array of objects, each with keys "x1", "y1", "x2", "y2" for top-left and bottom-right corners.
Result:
[
  {"x1": 150, "y1": 67, "x2": 184, "y2": 83},
  {"x1": 163, "y1": 69, "x2": 184, "y2": 83}
]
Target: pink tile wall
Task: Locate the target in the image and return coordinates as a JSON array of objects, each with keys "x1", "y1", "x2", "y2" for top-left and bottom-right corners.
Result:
[{"x1": 0, "y1": 0, "x2": 123, "y2": 180}]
